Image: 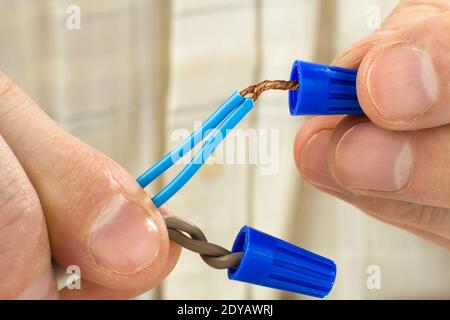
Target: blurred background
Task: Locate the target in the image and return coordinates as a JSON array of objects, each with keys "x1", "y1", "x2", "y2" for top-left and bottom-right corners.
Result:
[{"x1": 0, "y1": 0, "x2": 448, "y2": 299}]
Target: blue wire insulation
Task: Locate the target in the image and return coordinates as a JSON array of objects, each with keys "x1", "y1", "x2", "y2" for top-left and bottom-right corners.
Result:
[
  {"x1": 136, "y1": 91, "x2": 245, "y2": 189},
  {"x1": 152, "y1": 98, "x2": 254, "y2": 207}
]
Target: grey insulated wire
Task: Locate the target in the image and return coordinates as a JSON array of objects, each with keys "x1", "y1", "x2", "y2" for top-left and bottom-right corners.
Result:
[{"x1": 164, "y1": 216, "x2": 243, "y2": 269}]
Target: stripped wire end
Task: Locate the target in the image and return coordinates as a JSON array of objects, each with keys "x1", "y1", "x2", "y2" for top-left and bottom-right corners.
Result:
[{"x1": 240, "y1": 80, "x2": 299, "y2": 101}]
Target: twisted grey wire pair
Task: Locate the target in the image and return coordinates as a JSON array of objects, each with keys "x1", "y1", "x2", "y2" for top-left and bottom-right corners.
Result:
[{"x1": 164, "y1": 216, "x2": 243, "y2": 269}]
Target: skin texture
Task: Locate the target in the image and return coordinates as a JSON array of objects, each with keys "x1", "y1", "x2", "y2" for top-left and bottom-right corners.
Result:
[
  {"x1": 0, "y1": 71, "x2": 180, "y2": 299},
  {"x1": 294, "y1": 0, "x2": 450, "y2": 249}
]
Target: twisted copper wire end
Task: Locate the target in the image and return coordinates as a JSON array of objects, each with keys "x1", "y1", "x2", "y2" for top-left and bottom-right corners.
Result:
[
  {"x1": 164, "y1": 216, "x2": 243, "y2": 269},
  {"x1": 240, "y1": 80, "x2": 299, "y2": 101}
]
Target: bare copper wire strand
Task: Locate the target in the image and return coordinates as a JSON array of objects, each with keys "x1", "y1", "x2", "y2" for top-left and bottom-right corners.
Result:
[
  {"x1": 240, "y1": 80, "x2": 299, "y2": 101},
  {"x1": 164, "y1": 216, "x2": 243, "y2": 269}
]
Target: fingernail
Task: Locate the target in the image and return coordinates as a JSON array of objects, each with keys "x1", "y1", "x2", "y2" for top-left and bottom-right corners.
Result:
[
  {"x1": 335, "y1": 122, "x2": 412, "y2": 191},
  {"x1": 368, "y1": 46, "x2": 436, "y2": 120},
  {"x1": 300, "y1": 130, "x2": 347, "y2": 194},
  {"x1": 89, "y1": 195, "x2": 161, "y2": 274},
  {"x1": 20, "y1": 271, "x2": 59, "y2": 300}
]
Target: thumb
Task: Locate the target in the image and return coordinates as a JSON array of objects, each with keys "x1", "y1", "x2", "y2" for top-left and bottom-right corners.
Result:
[
  {"x1": 355, "y1": 12, "x2": 450, "y2": 131},
  {"x1": 0, "y1": 72, "x2": 179, "y2": 293}
]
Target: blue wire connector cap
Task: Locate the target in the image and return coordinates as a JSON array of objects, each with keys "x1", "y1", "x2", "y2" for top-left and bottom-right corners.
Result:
[
  {"x1": 288, "y1": 60, "x2": 364, "y2": 115},
  {"x1": 228, "y1": 226, "x2": 336, "y2": 298}
]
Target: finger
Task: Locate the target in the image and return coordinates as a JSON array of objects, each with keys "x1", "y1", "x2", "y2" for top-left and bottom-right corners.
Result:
[
  {"x1": 293, "y1": 115, "x2": 347, "y2": 193},
  {"x1": 390, "y1": 220, "x2": 450, "y2": 248},
  {"x1": 354, "y1": 197, "x2": 450, "y2": 244},
  {"x1": 60, "y1": 240, "x2": 180, "y2": 299},
  {"x1": 327, "y1": 117, "x2": 450, "y2": 209},
  {"x1": 0, "y1": 72, "x2": 180, "y2": 293},
  {"x1": 293, "y1": 115, "x2": 345, "y2": 166},
  {"x1": 0, "y1": 135, "x2": 58, "y2": 299},
  {"x1": 332, "y1": 0, "x2": 450, "y2": 69},
  {"x1": 356, "y1": 12, "x2": 450, "y2": 130},
  {"x1": 60, "y1": 279, "x2": 141, "y2": 300},
  {"x1": 60, "y1": 210, "x2": 180, "y2": 300},
  {"x1": 377, "y1": 0, "x2": 450, "y2": 31},
  {"x1": 315, "y1": 185, "x2": 450, "y2": 248},
  {"x1": 294, "y1": 119, "x2": 450, "y2": 247}
]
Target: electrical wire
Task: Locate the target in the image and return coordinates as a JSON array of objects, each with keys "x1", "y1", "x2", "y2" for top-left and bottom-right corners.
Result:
[
  {"x1": 137, "y1": 92, "x2": 253, "y2": 208},
  {"x1": 165, "y1": 216, "x2": 243, "y2": 269},
  {"x1": 139, "y1": 81, "x2": 299, "y2": 269},
  {"x1": 240, "y1": 80, "x2": 298, "y2": 100}
]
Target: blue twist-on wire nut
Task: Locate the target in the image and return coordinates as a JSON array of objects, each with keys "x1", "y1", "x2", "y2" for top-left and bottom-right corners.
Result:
[
  {"x1": 289, "y1": 60, "x2": 364, "y2": 115},
  {"x1": 228, "y1": 226, "x2": 336, "y2": 298}
]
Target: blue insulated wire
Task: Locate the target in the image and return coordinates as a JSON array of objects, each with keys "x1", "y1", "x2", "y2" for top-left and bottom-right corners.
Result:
[
  {"x1": 152, "y1": 99, "x2": 254, "y2": 207},
  {"x1": 136, "y1": 92, "x2": 245, "y2": 189}
]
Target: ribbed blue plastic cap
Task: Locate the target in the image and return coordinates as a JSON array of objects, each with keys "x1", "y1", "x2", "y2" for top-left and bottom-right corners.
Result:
[
  {"x1": 228, "y1": 226, "x2": 336, "y2": 298},
  {"x1": 288, "y1": 60, "x2": 364, "y2": 115}
]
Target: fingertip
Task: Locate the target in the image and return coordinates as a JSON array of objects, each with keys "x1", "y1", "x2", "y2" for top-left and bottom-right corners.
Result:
[
  {"x1": 355, "y1": 44, "x2": 396, "y2": 130},
  {"x1": 88, "y1": 195, "x2": 174, "y2": 290},
  {"x1": 292, "y1": 116, "x2": 353, "y2": 195},
  {"x1": 59, "y1": 233, "x2": 181, "y2": 300},
  {"x1": 293, "y1": 116, "x2": 345, "y2": 171},
  {"x1": 87, "y1": 195, "x2": 167, "y2": 274},
  {"x1": 52, "y1": 188, "x2": 175, "y2": 292},
  {"x1": 356, "y1": 41, "x2": 438, "y2": 131}
]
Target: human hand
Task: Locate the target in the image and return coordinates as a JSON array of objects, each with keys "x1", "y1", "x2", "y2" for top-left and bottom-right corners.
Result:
[
  {"x1": 294, "y1": 0, "x2": 450, "y2": 249},
  {"x1": 0, "y1": 72, "x2": 180, "y2": 299}
]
